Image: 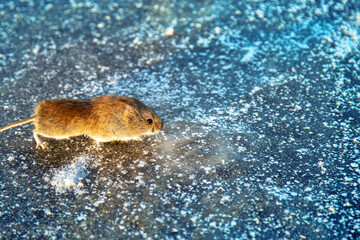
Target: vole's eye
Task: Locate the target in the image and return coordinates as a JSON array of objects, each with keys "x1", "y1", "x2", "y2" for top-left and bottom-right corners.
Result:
[{"x1": 147, "y1": 119, "x2": 153, "y2": 124}]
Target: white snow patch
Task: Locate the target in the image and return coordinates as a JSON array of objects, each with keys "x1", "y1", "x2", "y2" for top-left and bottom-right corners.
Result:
[{"x1": 48, "y1": 155, "x2": 92, "y2": 193}]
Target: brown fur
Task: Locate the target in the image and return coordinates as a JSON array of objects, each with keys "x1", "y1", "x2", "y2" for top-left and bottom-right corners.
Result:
[{"x1": 0, "y1": 95, "x2": 163, "y2": 149}]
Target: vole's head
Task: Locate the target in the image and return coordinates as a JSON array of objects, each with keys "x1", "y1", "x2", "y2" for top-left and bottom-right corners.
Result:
[{"x1": 121, "y1": 97, "x2": 163, "y2": 137}]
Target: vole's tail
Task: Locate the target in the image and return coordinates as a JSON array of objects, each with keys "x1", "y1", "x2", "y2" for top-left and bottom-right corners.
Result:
[{"x1": 0, "y1": 116, "x2": 35, "y2": 133}]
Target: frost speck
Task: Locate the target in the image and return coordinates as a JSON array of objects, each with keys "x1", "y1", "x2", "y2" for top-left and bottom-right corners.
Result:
[
  {"x1": 350, "y1": 162, "x2": 359, "y2": 168},
  {"x1": 7, "y1": 154, "x2": 15, "y2": 162},
  {"x1": 240, "y1": 46, "x2": 257, "y2": 63},
  {"x1": 333, "y1": 38, "x2": 357, "y2": 59}
]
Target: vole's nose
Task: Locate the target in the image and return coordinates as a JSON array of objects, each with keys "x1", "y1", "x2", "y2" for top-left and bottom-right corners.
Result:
[{"x1": 152, "y1": 120, "x2": 163, "y2": 133}]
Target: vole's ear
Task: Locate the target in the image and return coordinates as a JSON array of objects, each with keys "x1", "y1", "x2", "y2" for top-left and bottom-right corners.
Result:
[{"x1": 116, "y1": 102, "x2": 132, "y2": 116}]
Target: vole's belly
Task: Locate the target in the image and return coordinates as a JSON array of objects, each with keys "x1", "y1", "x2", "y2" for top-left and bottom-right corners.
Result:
[
  {"x1": 88, "y1": 134, "x2": 140, "y2": 142},
  {"x1": 36, "y1": 129, "x2": 84, "y2": 139},
  {"x1": 34, "y1": 122, "x2": 86, "y2": 139}
]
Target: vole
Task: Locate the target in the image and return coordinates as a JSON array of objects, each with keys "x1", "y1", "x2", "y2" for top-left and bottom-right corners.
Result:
[{"x1": 0, "y1": 95, "x2": 163, "y2": 149}]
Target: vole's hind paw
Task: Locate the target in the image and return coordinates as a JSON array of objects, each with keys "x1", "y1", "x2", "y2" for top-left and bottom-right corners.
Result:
[
  {"x1": 36, "y1": 141, "x2": 49, "y2": 150},
  {"x1": 33, "y1": 131, "x2": 48, "y2": 150}
]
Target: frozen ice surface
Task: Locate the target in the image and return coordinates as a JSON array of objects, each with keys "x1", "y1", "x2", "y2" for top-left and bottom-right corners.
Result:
[{"x1": 1, "y1": 0, "x2": 360, "y2": 239}]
